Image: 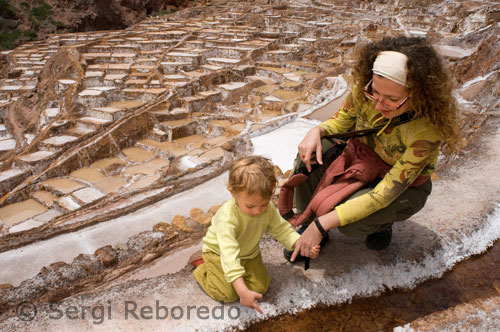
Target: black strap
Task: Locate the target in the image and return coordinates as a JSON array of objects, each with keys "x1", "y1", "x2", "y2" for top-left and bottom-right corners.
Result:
[
  {"x1": 314, "y1": 217, "x2": 328, "y2": 237},
  {"x1": 323, "y1": 111, "x2": 420, "y2": 140}
]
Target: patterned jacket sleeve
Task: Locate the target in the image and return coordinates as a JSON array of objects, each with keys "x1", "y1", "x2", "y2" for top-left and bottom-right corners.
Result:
[
  {"x1": 335, "y1": 121, "x2": 441, "y2": 225},
  {"x1": 319, "y1": 88, "x2": 359, "y2": 135}
]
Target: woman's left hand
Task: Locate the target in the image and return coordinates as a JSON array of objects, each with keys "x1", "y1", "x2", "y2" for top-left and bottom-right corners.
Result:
[{"x1": 291, "y1": 223, "x2": 323, "y2": 261}]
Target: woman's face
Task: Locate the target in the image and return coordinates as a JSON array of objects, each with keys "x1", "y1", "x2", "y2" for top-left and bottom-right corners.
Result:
[{"x1": 370, "y1": 75, "x2": 411, "y2": 119}]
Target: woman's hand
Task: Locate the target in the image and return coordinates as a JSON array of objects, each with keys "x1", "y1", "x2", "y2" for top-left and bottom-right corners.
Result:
[
  {"x1": 290, "y1": 223, "x2": 323, "y2": 261},
  {"x1": 298, "y1": 126, "x2": 325, "y2": 172},
  {"x1": 291, "y1": 212, "x2": 341, "y2": 261}
]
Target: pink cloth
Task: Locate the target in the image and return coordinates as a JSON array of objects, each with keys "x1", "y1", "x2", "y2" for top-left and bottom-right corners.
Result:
[{"x1": 279, "y1": 138, "x2": 428, "y2": 226}]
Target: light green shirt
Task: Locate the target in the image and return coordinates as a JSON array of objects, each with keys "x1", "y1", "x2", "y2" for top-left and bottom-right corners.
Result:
[{"x1": 202, "y1": 197, "x2": 300, "y2": 283}]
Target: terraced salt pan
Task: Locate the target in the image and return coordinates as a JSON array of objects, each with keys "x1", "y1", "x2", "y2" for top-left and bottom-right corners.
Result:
[
  {"x1": 0, "y1": 139, "x2": 15, "y2": 151},
  {"x1": 0, "y1": 199, "x2": 48, "y2": 227},
  {"x1": 7, "y1": 116, "x2": 499, "y2": 332},
  {"x1": 0, "y1": 119, "x2": 314, "y2": 286}
]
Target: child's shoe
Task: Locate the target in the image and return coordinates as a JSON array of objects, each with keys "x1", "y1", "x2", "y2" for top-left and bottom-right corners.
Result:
[{"x1": 189, "y1": 250, "x2": 204, "y2": 267}]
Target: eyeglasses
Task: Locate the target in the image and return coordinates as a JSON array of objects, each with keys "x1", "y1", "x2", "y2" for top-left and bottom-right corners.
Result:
[{"x1": 363, "y1": 78, "x2": 410, "y2": 111}]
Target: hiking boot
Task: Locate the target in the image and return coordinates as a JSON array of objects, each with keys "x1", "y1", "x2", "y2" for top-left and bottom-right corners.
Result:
[
  {"x1": 283, "y1": 224, "x2": 329, "y2": 263},
  {"x1": 365, "y1": 226, "x2": 392, "y2": 251}
]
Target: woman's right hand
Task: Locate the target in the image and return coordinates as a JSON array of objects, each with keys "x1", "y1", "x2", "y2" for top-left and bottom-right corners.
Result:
[{"x1": 298, "y1": 126, "x2": 324, "y2": 172}]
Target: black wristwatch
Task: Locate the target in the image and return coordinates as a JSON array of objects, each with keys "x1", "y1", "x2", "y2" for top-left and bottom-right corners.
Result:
[{"x1": 313, "y1": 217, "x2": 328, "y2": 237}]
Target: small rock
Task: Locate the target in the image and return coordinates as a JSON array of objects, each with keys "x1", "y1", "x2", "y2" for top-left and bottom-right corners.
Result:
[
  {"x1": 152, "y1": 222, "x2": 178, "y2": 240},
  {"x1": 221, "y1": 141, "x2": 235, "y2": 151},
  {"x1": 171, "y1": 215, "x2": 193, "y2": 232},
  {"x1": 49, "y1": 261, "x2": 70, "y2": 270},
  {"x1": 40, "y1": 266, "x2": 49, "y2": 276},
  {"x1": 0, "y1": 283, "x2": 13, "y2": 290},
  {"x1": 94, "y1": 245, "x2": 118, "y2": 267},
  {"x1": 114, "y1": 242, "x2": 129, "y2": 251},
  {"x1": 190, "y1": 208, "x2": 213, "y2": 225},
  {"x1": 185, "y1": 218, "x2": 204, "y2": 232}
]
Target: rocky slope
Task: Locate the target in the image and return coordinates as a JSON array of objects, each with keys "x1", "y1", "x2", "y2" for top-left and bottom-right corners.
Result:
[{"x1": 0, "y1": 0, "x2": 197, "y2": 50}]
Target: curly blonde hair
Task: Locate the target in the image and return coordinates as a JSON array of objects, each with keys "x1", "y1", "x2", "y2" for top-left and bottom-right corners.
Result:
[
  {"x1": 352, "y1": 36, "x2": 462, "y2": 154},
  {"x1": 227, "y1": 155, "x2": 277, "y2": 199}
]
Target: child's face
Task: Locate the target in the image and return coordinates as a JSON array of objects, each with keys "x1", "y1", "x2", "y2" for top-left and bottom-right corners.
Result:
[{"x1": 231, "y1": 191, "x2": 270, "y2": 217}]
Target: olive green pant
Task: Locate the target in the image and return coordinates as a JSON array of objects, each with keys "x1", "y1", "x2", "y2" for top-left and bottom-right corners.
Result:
[
  {"x1": 193, "y1": 251, "x2": 270, "y2": 303},
  {"x1": 293, "y1": 138, "x2": 432, "y2": 237}
]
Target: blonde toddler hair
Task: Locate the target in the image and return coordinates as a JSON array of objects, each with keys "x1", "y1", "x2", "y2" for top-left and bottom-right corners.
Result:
[{"x1": 227, "y1": 155, "x2": 277, "y2": 199}]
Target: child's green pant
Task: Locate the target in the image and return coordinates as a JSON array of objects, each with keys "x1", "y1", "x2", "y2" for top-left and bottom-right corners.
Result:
[{"x1": 193, "y1": 251, "x2": 270, "y2": 303}]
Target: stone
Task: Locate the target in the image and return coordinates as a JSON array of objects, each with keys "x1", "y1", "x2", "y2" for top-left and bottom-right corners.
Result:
[
  {"x1": 171, "y1": 214, "x2": 193, "y2": 232},
  {"x1": 190, "y1": 208, "x2": 213, "y2": 225},
  {"x1": 0, "y1": 283, "x2": 13, "y2": 290},
  {"x1": 94, "y1": 245, "x2": 118, "y2": 267},
  {"x1": 152, "y1": 222, "x2": 178, "y2": 241}
]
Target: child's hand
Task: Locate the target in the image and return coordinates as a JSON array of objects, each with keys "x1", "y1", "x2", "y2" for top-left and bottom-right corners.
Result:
[
  {"x1": 233, "y1": 277, "x2": 264, "y2": 314},
  {"x1": 310, "y1": 245, "x2": 321, "y2": 259},
  {"x1": 239, "y1": 289, "x2": 263, "y2": 314}
]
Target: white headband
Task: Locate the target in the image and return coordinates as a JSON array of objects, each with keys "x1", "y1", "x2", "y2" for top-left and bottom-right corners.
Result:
[{"x1": 372, "y1": 51, "x2": 409, "y2": 87}]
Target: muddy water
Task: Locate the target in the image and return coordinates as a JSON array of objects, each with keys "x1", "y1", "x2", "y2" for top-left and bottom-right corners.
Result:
[
  {"x1": 244, "y1": 239, "x2": 500, "y2": 332},
  {"x1": 272, "y1": 89, "x2": 303, "y2": 100},
  {"x1": 0, "y1": 199, "x2": 48, "y2": 227},
  {"x1": 108, "y1": 100, "x2": 146, "y2": 109}
]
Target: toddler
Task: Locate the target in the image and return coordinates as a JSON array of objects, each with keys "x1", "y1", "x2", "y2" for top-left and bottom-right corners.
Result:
[{"x1": 193, "y1": 155, "x2": 319, "y2": 313}]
